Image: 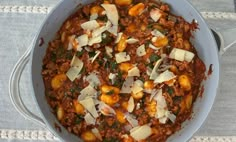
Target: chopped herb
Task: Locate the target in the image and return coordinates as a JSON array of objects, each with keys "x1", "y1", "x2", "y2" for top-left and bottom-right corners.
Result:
[
  {"x1": 75, "y1": 114, "x2": 84, "y2": 124},
  {"x1": 97, "y1": 59, "x2": 104, "y2": 66},
  {"x1": 167, "y1": 87, "x2": 174, "y2": 95},
  {"x1": 147, "y1": 63, "x2": 154, "y2": 69},
  {"x1": 88, "y1": 51, "x2": 96, "y2": 58},
  {"x1": 110, "y1": 61, "x2": 117, "y2": 71},
  {"x1": 145, "y1": 40, "x2": 152, "y2": 47},
  {"x1": 147, "y1": 24, "x2": 153, "y2": 29},
  {"x1": 51, "y1": 52, "x2": 57, "y2": 62},
  {"x1": 76, "y1": 50, "x2": 84, "y2": 57},
  {"x1": 106, "y1": 89, "x2": 115, "y2": 95},
  {"x1": 103, "y1": 137, "x2": 119, "y2": 142},
  {"x1": 66, "y1": 50, "x2": 73, "y2": 60},
  {"x1": 70, "y1": 88, "x2": 75, "y2": 93},
  {"x1": 102, "y1": 31, "x2": 113, "y2": 45},
  {"x1": 79, "y1": 67, "x2": 86, "y2": 74},
  {"x1": 97, "y1": 15, "x2": 108, "y2": 21},
  {"x1": 149, "y1": 54, "x2": 161, "y2": 62}
]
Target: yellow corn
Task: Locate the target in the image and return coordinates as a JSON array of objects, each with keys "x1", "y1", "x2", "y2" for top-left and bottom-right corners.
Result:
[
  {"x1": 185, "y1": 93, "x2": 193, "y2": 110},
  {"x1": 119, "y1": 63, "x2": 133, "y2": 73},
  {"x1": 178, "y1": 75, "x2": 191, "y2": 91},
  {"x1": 128, "y1": 3, "x2": 145, "y2": 16},
  {"x1": 51, "y1": 74, "x2": 67, "y2": 90},
  {"x1": 116, "y1": 110, "x2": 126, "y2": 123},
  {"x1": 101, "y1": 85, "x2": 120, "y2": 95},
  {"x1": 100, "y1": 94, "x2": 120, "y2": 106},
  {"x1": 81, "y1": 130, "x2": 97, "y2": 142},
  {"x1": 147, "y1": 100, "x2": 157, "y2": 117},
  {"x1": 144, "y1": 80, "x2": 154, "y2": 90},
  {"x1": 90, "y1": 6, "x2": 104, "y2": 15},
  {"x1": 131, "y1": 91, "x2": 144, "y2": 100},
  {"x1": 152, "y1": 36, "x2": 169, "y2": 47},
  {"x1": 73, "y1": 100, "x2": 85, "y2": 115},
  {"x1": 115, "y1": 0, "x2": 132, "y2": 6},
  {"x1": 57, "y1": 105, "x2": 64, "y2": 121},
  {"x1": 117, "y1": 34, "x2": 128, "y2": 52}
]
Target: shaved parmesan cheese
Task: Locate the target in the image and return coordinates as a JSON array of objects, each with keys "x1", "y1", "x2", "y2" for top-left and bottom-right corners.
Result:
[
  {"x1": 66, "y1": 67, "x2": 83, "y2": 81},
  {"x1": 70, "y1": 55, "x2": 84, "y2": 68},
  {"x1": 105, "y1": 46, "x2": 113, "y2": 58},
  {"x1": 127, "y1": 96, "x2": 135, "y2": 112},
  {"x1": 90, "y1": 13, "x2": 98, "y2": 20},
  {"x1": 150, "y1": 8, "x2": 162, "y2": 22},
  {"x1": 91, "y1": 128, "x2": 102, "y2": 141},
  {"x1": 151, "y1": 29, "x2": 164, "y2": 37},
  {"x1": 107, "y1": 25, "x2": 118, "y2": 36},
  {"x1": 120, "y1": 77, "x2": 134, "y2": 93},
  {"x1": 81, "y1": 20, "x2": 100, "y2": 30},
  {"x1": 130, "y1": 125, "x2": 152, "y2": 141},
  {"x1": 185, "y1": 50, "x2": 195, "y2": 62},
  {"x1": 88, "y1": 35, "x2": 102, "y2": 46},
  {"x1": 115, "y1": 52, "x2": 131, "y2": 63},
  {"x1": 115, "y1": 32, "x2": 123, "y2": 43},
  {"x1": 98, "y1": 101, "x2": 116, "y2": 116},
  {"x1": 150, "y1": 59, "x2": 163, "y2": 80},
  {"x1": 154, "y1": 70, "x2": 176, "y2": 84},
  {"x1": 136, "y1": 44, "x2": 146, "y2": 57},
  {"x1": 166, "y1": 111, "x2": 176, "y2": 123},
  {"x1": 126, "y1": 38, "x2": 139, "y2": 44},
  {"x1": 92, "y1": 26, "x2": 107, "y2": 38},
  {"x1": 84, "y1": 113, "x2": 96, "y2": 125},
  {"x1": 78, "y1": 85, "x2": 97, "y2": 101},
  {"x1": 128, "y1": 67, "x2": 140, "y2": 77},
  {"x1": 125, "y1": 114, "x2": 139, "y2": 127},
  {"x1": 169, "y1": 48, "x2": 195, "y2": 62},
  {"x1": 80, "y1": 98, "x2": 98, "y2": 118},
  {"x1": 101, "y1": 4, "x2": 119, "y2": 35},
  {"x1": 108, "y1": 73, "x2": 116, "y2": 85},
  {"x1": 149, "y1": 43, "x2": 160, "y2": 50},
  {"x1": 149, "y1": 89, "x2": 159, "y2": 101},
  {"x1": 68, "y1": 42, "x2": 73, "y2": 50},
  {"x1": 77, "y1": 34, "x2": 88, "y2": 50},
  {"x1": 159, "y1": 116, "x2": 168, "y2": 124},
  {"x1": 131, "y1": 82, "x2": 143, "y2": 94},
  {"x1": 91, "y1": 51, "x2": 101, "y2": 63},
  {"x1": 86, "y1": 72, "x2": 101, "y2": 87}
]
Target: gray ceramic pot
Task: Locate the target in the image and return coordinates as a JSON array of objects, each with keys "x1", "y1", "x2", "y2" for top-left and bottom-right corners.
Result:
[{"x1": 9, "y1": 0, "x2": 236, "y2": 141}]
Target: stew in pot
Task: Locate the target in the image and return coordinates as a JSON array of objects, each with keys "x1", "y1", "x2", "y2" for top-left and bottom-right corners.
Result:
[{"x1": 42, "y1": 0, "x2": 206, "y2": 141}]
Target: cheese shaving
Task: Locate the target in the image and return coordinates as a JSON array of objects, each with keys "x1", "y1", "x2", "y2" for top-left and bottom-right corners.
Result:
[
  {"x1": 169, "y1": 48, "x2": 195, "y2": 62},
  {"x1": 127, "y1": 96, "x2": 135, "y2": 113},
  {"x1": 115, "y1": 52, "x2": 131, "y2": 63},
  {"x1": 150, "y1": 59, "x2": 163, "y2": 80},
  {"x1": 154, "y1": 70, "x2": 176, "y2": 84},
  {"x1": 101, "y1": 4, "x2": 119, "y2": 35},
  {"x1": 79, "y1": 98, "x2": 98, "y2": 118},
  {"x1": 86, "y1": 72, "x2": 101, "y2": 87},
  {"x1": 78, "y1": 85, "x2": 97, "y2": 101},
  {"x1": 66, "y1": 67, "x2": 82, "y2": 82},
  {"x1": 151, "y1": 29, "x2": 164, "y2": 37},
  {"x1": 136, "y1": 44, "x2": 146, "y2": 57},
  {"x1": 84, "y1": 113, "x2": 96, "y2": 125},
  {"x1": 81, "y1": 20, "x2": 100, "y2": 30},
  {"x1": 150, "y1": 8, "x2": 162, "y2": 22},
  {"x1": 120, "y1": 77, "x2": 134, "y2": 93},
  {"x1": 130, "y1": 125, "x2": 152, "y2": 141},
  {"x1": 125, "y1": 113, "x2": 139, "y2": 127},
  {"x1": 77, "y1": 34, "x2": 88, "y2": 50},
  {"x1": 126, "y1": 38, "x2": 139, "y2": 44},
  {"x1": 108, "y1": 73, "x2": 116, "y2": 85},
  {"x1": 91, "y1": 51, "x2": 101, "y2": 63},
  {"x1": 105, "y1": 46, "x2": 113, "y2": 58},
  {"x1": 128, "y1": 67, "x2": 140, "y2": 77},
  {"x1": 91, "y1": 128, "x2": 102, "y2": 141},
  {"x1": 115, "y1": 32, "x2": 123, "y2": 43},
  {"x1": 88, "y1": 35, "x2": 102, "y2": 46}
]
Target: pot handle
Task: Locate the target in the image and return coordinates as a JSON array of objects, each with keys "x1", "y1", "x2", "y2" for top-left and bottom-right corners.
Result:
[
  {"x1": 9, "y1": 42, "x2": 46, "y2": 128},
  {"x1": 211, "y1": 28, "x2": 236, "y2": 55}
]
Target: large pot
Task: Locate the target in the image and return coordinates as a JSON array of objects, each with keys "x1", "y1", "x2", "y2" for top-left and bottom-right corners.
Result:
[{"x1": 9, "y1": 0, "x2": 236, "y2": 141}]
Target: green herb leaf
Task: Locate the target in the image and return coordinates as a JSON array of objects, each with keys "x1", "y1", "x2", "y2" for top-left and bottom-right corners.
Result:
[
  {"x1": 88, "y1": 51, "x2": 96, "y2": 58},
  {"x1": 75, "y1": 114, "x2": 84, "y2": 124},
  {"x1": 106, "y1": 89, "x2": 115, "y2": 95},
  {"x1": 51, "y1": 52, "x2": 57, "y2": 63},
  {"x1": 102, "y1": 31, "x2": 113, "y2": 45},
  {"x1": 110, "y1": 61, "x2": 117, "y2": 71},
  {"x1": 76, "y1": 50, "x2": 84, "y2": 57},
  {"x1": 167, "y1": 87, "x2": 174, "y2": 95},
  {"x1": 149, "y1": 54, "x2": 161, "y2": 62}
]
